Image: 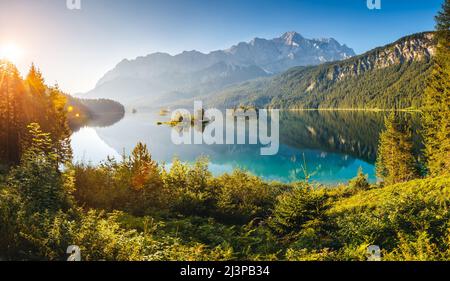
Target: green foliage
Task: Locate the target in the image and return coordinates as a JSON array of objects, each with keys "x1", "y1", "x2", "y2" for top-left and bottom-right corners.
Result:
[
  {"x1": 74, "y1": 148, "x2": 282, "y2": 224},
  {"x1": 0, "y1": 186, "x2": 23, "y2": 257},
  {"x1": 423, "y1": 0, "x2": 450, "y2": 176},
  {"x1": 8, "y1": 124, "x2": 74, "y2": 214},
  {"x1": 285, "y1": 243, "x2": 371, "y2": 261},
  {"x1": 2, "y1": 141, "x2": 450, "y2": 261},
  {"x1": 0, "y1": 62, "x2": 123, "y2": 166},
  {"x1": 213, "y1": 170, "x2": 280, "y2": 223},
  {"x1": 330, "y1": 176, "x2": 450, "y2": 259},
  {"x1": 348, "y1": 167, "x2": 371, "y2": 191},
  {"x1": 161, "y1": 157, "x2": 216, "y2": 216},
  {"x1": 269, "y1": 184, "x2": 330, "y2": 247},
  {"x1": 376, "y1": 113, "x2": 420, "y2": 185},
  {"x1": 383, "y1": 231, "x2": 449, "y2": 261},
  {"x1": 73, "y1": 142, "x2": 165, "y2": 216},
  {"x1": 0, "y1": 62, "x2": 72, "y2": 165},
  {"x1": 285, "y1": 248, "x2": 335, "y2": 261}
]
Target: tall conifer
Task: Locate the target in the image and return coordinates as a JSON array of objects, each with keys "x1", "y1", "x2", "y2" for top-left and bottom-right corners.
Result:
[
  {"x1": 423, "y1": 0, "x2": 450, "y2": 176},
  {"x1": 376, "y1": 113, "x2": 419, "y2": 185}
]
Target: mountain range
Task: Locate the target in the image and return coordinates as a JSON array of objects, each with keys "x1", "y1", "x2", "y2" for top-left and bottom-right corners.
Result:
[
  {"x1": 81, "y1": 32, "x2": 355, "y2": 106},
  {"x1": 198, "y1": 32, "x2": 436, "y2": 109}
]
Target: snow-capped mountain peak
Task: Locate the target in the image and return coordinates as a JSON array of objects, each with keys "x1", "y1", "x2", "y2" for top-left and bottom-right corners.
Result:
[
  {"x1": 87, "y1": 31, "x2": 355, "y2": 105},
  {"x1": 279, "y1": 31, "x2": 304, "y2": 46}
]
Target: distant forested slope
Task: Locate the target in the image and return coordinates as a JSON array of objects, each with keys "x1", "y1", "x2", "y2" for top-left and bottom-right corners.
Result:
[
  {"x1": 206, "y1": 32, "x2": 435, "y2": 109},
  {"x1": 66, "y1": 97, "x2": 125, "y2": 130}
]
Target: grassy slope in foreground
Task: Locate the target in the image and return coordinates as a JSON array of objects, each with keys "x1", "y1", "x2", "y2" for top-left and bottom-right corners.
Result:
[
  {"x1": 325, "y1": 175, "x2": 450, "y2": 260},
  {"x1": 332, "y1": 175, "x2": 450, "y2": 212}
]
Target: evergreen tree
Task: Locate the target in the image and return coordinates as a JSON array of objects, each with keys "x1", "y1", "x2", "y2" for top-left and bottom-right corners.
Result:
[
  {"x1": 269, "y1": 183, "x2": 329, "y2": 240},
  {"x1": 0, "y1": 62, "x2": 73, "y2": 166},
  {"x1": 423, "y1": 0, "x2": 450, "y2": 176},
  {"x1": 348, "y1": 167, "x2": 370, "y2": 190},
  {"x1": 9, "y1": 123, "x2": 74, "y2": 214},
  {"x1": 25, "y1": 65, "x2": 73, "y2": 165},
  {"x1": 46, "y1": 85, "x2": 72, "y2": 165},
  {"x1": 0, "y1": 61, "x2": 26, "y2": 164},
  {"x1": 130, "y1": 142, "x2": 159, "y2": 190},
  {"x1": 376, "y1": 113, "x2": 419, "y2": 185},
  {"x1": 25, "y1": 63, "x2": 46, "y2": 96},
  {"x1": 130, "y1": 142, "x2": 165, "y2": 212}
]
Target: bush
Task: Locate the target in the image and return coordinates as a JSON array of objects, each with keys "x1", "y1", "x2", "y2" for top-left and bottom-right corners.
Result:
[
  {"x1": 348, "y1": 167, "x2": 371, "y2": 191},
  {"x1": 73, "y1": 143, "x2": 165, "y2": 215},
  {"x1": 214, "y1": 170, "x2": 281, "y2": 223},
  {"x1": 269, "y1": 183, "x2": 330, "y2": 247},
  {"x1": 161, "y1": 158, "x2": 216, "y2": 216}
]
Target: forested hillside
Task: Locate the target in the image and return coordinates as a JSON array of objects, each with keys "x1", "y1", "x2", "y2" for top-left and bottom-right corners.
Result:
[
  {"x1": 207, "y1": 32, "x2": 435, "y2": 109},
  {"x1": 66, "y1": 97, "x2": 125, "y2": 130},
  {"x1": 0, "y1": 61, "x2": 125, "y2": 164}
]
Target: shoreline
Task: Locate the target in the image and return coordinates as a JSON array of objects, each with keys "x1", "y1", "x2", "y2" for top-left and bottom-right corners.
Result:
[{"x1": 286, "y1": 108, "x2": 422, "y2": 113}]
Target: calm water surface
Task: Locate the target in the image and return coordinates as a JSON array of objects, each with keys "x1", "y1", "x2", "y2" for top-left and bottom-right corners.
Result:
[{"x1": 71, "y1": 110, "x2": 418, "y2": 185}]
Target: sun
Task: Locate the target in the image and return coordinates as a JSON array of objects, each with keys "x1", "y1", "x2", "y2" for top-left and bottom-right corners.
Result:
[{"x1": 0, "y1": 43, "x2": 23, "y2": 63}]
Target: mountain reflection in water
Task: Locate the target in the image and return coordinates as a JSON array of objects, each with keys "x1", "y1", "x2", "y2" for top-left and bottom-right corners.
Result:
[{"x1": 71, "y1": 110, "x2": 421, "y2": 185}]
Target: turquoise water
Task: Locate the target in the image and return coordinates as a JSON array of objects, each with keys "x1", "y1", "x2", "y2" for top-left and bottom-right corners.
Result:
[{"x1": 71, "y1": 110, "x2": 398, "y2": 185}]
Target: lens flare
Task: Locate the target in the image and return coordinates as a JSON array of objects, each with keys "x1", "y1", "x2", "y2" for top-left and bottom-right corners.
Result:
[{"x1": 0, "y1": 43, "x2": 23, "y2": 63}]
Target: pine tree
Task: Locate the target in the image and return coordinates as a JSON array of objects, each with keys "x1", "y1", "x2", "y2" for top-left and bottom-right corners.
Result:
[
  {"x1": 47, "y1": 85, "x2": 72, "y2": 165},
  {"x1": 22, "y1": 123, "x2": 57, "y2": 161},
  {"x1": 0, "y1": 62, "x2": 73, "y2": 166},
  {"x1": 376, "y1": 113, "x2": 419, "y2": 185},
  {"x1": 26, "y1": 63, "x2": 46, "y2": 95},
  {"x1": 269, "y1": 183, "x2": 329, "y2": 238},
  {"x1": 25, "y1": 64, "x2": 48, "y2": 127},
  {"x1": 9, "y1": 123, "x2": 74, "y2": 213},
  {"x1": 423, "y1": 0, "x2": 450, "y2": 176},
  {"x1": 348, "y1": 167, "x2": 370, "y2": 190},
  {"x1": 0, "y1": 61, "x2": 26, "y2": 164},
  {"x1": 130, "y1": 142, "x2": 159, "y2": 190}
]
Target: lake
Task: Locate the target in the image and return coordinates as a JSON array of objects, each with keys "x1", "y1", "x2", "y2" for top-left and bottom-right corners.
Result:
[{"x1": 70, "y1": 110, "x2": 420, "y2": 185}]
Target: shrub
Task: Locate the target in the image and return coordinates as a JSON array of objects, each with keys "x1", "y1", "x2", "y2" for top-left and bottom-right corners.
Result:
[
  {"x1": 269, "y1": 183, "x2": 330, "y2": 245},
  {"x1": 214, "y1": 170, "x2": 281, "y2": 223}
]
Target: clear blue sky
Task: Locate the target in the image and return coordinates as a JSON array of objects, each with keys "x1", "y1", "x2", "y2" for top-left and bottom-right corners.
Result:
[{"x1": 0, "y1": 0, "x2": 444, "y2": 94}]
